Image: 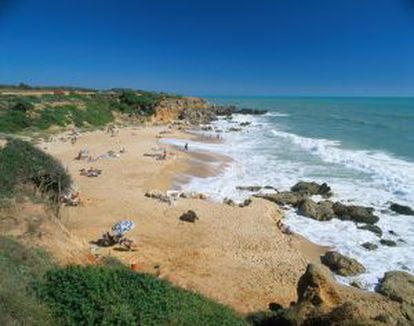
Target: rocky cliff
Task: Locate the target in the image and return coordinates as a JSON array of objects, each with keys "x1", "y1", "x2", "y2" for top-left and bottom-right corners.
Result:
[{"x1": 153, "y1": 97, "x2": 211, "y2": 124}]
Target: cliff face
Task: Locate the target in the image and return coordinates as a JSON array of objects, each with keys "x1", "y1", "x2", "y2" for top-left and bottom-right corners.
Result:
[{"x1": 153, "y1": 97, "x2": 211, "y2": 123}]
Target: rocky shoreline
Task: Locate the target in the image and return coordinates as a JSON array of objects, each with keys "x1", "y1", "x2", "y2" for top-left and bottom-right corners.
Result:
[{"x1": 170, "y1": 106, "x2": 414, "y2": 324}]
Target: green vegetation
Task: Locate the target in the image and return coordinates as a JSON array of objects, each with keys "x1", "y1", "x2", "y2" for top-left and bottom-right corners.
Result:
[
  {"x1": 118, "y1": 89, "x2": 161, "y2": 116},
  {"x1": 0, "y1": 236, "x2": 246, "y2": 325},
  {"x1": 0, "y1": 86, "x2": 183, "y2": 134},
  {"x1": 0, "y1": 236, "x2": 55, "y2": 325},
  {"x1": 0, "y1": 139, "x2": 72, "y2": 200},
  {"x1": 37, "y1": 264, "x2": 246, "y2": 325}
]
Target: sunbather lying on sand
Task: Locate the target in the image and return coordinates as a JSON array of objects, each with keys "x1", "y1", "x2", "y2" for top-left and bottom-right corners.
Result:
[
  {"x1": 80, "y1": 167, "x2": 102, "y2": 177},
  {"x1": 61, "y1": 191, "x2": 80, "y2": 206}
]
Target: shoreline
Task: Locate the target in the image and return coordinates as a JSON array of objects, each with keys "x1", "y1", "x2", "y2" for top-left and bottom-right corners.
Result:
[{"x1": 37, "y1": 124, "x2": 331, "y2": 313}]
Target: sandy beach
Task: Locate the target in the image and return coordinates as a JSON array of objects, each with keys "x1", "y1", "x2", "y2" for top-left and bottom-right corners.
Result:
[{"x1": 38, "y1": 125, "x2": 327, "y2": 314}]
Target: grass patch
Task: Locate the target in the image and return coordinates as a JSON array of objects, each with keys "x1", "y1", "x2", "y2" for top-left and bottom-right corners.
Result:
[
  {"x1": 0, "y1": 235, "x2": 55, "y2": 325},
  {"x1": 37, "y1": 265, "x2": 247, "y2": 325}
]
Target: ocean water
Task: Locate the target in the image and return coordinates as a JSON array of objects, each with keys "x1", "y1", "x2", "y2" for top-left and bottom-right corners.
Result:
[{"x1": 163, "y1": 97, "x2": 414, "y2": 290}]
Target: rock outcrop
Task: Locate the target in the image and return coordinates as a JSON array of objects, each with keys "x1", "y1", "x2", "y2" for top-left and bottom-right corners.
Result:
[
  {"x1": 154, "y1": 97, "x2": 211, "y2": 124},
  {"x1": 258, "y1": 264, "x2": 411, "y2": 325},
  {"x1": 291, "y1": 181, "x2": 332, "y2": 197},
  {"x1": 320, "y1": 251, "x2": 366, "y2": 276},
  {"x1": 378, "y1": 271, "x2": 414, "y2": 322},
  {"x1": 298, "y1": 199, "x2": 335, "y2": 221},
  {"x1": 282, "y1": 264, "x2": 374, "y2": 325},
  {"x1": 332, "y1": 202, "x2": 379, "y2": 224},
  {"x1": 254, "y1": 192, "x2": 305, "y2": 207},
  {"x1": 390, "y1": 203, "x2": 414, "y2": 216}
]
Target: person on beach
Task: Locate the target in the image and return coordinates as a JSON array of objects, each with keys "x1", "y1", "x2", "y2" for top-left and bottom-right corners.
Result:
[
  {"x1": 277, "y1": 220, "x2": 294, "y2": 235},
  {"x1": 184, "y1": 143, "x2": 189, "y2": 151},
  {"x1": 161, "y1": 148, "x2": 167, "y2": 160}
]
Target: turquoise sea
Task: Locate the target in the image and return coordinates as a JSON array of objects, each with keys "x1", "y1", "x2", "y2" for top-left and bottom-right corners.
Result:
[
  {"x1": 164, "y1": 96, "x2": 414, "y2": 289},
  {"x1": 209, "y1": 97, "x2": 414, "y2": 162}
]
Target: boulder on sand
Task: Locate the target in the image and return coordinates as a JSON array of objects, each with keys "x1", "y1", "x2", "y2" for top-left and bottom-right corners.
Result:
[
  {"x1": 179, "y1": 210, "x2": 198, "y2": 223},
  {"x1": 332, "y1": 202, "x2": 379, "y2": 224},
  {"x1": 390, "y1": 203, "x2": 414, "y2": 216},
  {"x1": 320, "y1": 251, "x2": 366, "y2": 276},
  {"x1": 298, "y1": 199, "x2": 335, "y2": 221},
  {"x1": 378, "y1": 271, "x2": 414, "y2": 305},
  {"x1": 254, "y1": 192, "x2": 304, "y2": 207},
  {"x1": 291, "y1": 181, "x2": 332, "y2": 197}
]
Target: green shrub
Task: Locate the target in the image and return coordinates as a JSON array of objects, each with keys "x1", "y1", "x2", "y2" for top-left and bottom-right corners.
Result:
[
  {"x1": 0, "y1": 139, "x2": 72, "y2": 199},
  {"x1": 0, "y1": 236, "x2": 55, "y2": 325},
  {"x1": 37, "y1": 265, "x2": 247, "y2": 325},
  {"x1": 35, "y1": 106, "x2": 74, "y2": 129},
  {"x1": 119, "y1": 90, "x2": 161, "y2": 116},
  {"x1": 0, "y1": 110, "x2": 31, "y2": 133},
  {"x1": 12, "y1": 100, "x2": 35, "y2": 112}
]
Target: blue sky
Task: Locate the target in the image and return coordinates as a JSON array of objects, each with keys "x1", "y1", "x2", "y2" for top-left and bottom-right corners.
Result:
[{"x1": 1, "y1": 0, "x2": 414, "y2": 95}]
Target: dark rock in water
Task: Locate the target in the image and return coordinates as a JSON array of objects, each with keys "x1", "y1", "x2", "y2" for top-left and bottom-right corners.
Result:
[
  {"x1": 228, "y1": 127, "x2": 242, "y2": 132},
  {"x1": 358, "y1": 224, "x2": 383, "y2": 237},
  {"x1": 239, "y1": 198, "x2": 252, "y2": 208},
  {"x1": 388, "y1": 230, "x2": 398, "y2": 236},
  {"x1": 239, "y1": 121, "x2": 251, "y2": 127},
  {"x1": 254, "y1": 192, "x2": 305, "y2": 207},
  {"x1": 332, "y1": 202, "x2": 379, "y2": 224},
  {"x1": 291, "y1": 181, "x2": 332, "y2": 197},
  {"x1": 212, "y1": 105, "x2": 235, "y2": 116},
  {"x1": 380, "y1": 239, "x2": 397, "y2": 247},
  {"x1": 263, "y1": 185, "x2": 277, "y2": 190},
  {"x1": 235, "y1": 108, "x2": 267, "y2": 115},
  {"x1": 361, "y1": 242, "x2": 378, "y2": 251},
  {"x1": 236, "y1": 186, "x2": 262, "y2": 192},
  {"x1": 390, "y1": 203, "x2": 414, "y2": 216},
  {"x1": 179, "y1": 210, "x2": 198, "y2": 223},
  {"x1": 320, "y1": 251, "x2": 366, "y2": 276},
  {"x1": 297, "y1": 199, "x2": 335, "y2": 221},
  {"x1": 378, "y1": 271, "x2": 414, "y2": 305}
]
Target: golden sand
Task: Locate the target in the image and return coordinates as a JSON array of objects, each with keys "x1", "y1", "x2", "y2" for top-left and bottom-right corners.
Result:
[{"x1": 41, "y1": 125, "x2": 327, "y2": 313}]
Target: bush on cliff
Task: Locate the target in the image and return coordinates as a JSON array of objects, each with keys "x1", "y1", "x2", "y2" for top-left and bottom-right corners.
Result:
[
  {"x1": 119, "y1": 90, "x2": 161, "y2": 116},
  {"x1": 37, "y1": 264, "x2": 247, "y2": 325},
  {"x1": 0, "y1": 139, "x2": 72, "y2": 200}
]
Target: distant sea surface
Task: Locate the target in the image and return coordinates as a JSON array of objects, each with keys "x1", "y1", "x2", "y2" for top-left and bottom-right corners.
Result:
[{"x1": 165, "y1": 96, "x2": 414, "y2": 289}]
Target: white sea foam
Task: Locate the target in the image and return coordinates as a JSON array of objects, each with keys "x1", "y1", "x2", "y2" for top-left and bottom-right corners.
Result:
[{"x1": 163, "y1": 113, "x2": 414, "y2": 289}]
